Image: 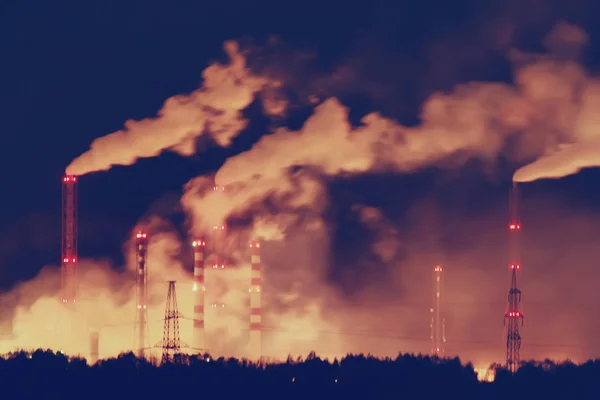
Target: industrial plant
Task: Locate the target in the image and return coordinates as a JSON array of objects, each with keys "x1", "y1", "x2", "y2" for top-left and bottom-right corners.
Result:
[
  {"x1": 52, "y1": 174, "x2": 525, "y2": 372},
  {"x1": 58, "y1": 177, "x2": 264, "y2": 364}
]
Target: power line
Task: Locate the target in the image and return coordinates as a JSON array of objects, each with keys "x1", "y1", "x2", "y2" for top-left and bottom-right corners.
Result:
[
  {"x1": 336, "y1": 300, "x2": 598, "y2": 315},
  {"x1": 177, "y1": 316, "x2": 587, "y2": 352},
  {"x1": 257, "y1": 327, "x2": 585, "y2": 350}
]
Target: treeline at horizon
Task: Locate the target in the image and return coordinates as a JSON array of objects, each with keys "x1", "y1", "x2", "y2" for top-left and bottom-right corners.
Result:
[{"x1": 0, "y1": 350, "x2": 598, "y2": 400}]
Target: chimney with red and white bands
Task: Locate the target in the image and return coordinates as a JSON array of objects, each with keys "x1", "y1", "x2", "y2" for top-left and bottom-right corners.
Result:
[
  {"x1": 192, "y1": 238, "x2": 206, "y2": 353},
  {"x1": 249, "y1": 240, "x2": 262, "y2": 360}
]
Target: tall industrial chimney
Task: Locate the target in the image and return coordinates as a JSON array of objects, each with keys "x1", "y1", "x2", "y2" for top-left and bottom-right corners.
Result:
[
  {"x1": 209, "y1": 185, "x2": 227, "y2": 314},
  {"x1": 249, "y1": 240, "x2": 262, "y2": 360},
  {"x1": 192, "y1": 238, "x2": 206, "y2": 353},
  {"x1": 61, "y1": 175, "x2": 78, "y2": 305},
  {"x1": 134, "y1": 231, "x2": 149, "y2": 358},
  {"x1": 430, "y1": 265, "x2": 446, "y2": 355}
]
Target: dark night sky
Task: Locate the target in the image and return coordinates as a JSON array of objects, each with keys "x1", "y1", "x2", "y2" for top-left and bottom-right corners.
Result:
[{"x1": 2, "y1": 0, "x2": 600, "y2": 301}]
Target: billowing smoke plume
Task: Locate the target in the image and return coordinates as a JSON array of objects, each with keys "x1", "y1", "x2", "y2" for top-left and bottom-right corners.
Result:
[
  {"x1": 216, "y1": 23, "x2": 599, "y2": 193},
  {"x1": 0, "y1": 219, "x2": 192, "y2": 358},
  {"x1": 512, "y1": 23, "x2": 600, "y2": 182},
  {"x1": 68, "y1": 22, "x2": 600, "y2": 184},
  {"x1": 66, "y1": 41, "x2": 278, "y2": 176},
  {"x1": 181, "y1": 21, "x2": 591, "y2": 238},
  {"x1": 177, "y1": 22, "x2": 600, "y2": 365},
  {"x1": 513, "y1": 139, "x2": 600, "y2": 182},
  {"x1": 8, "y1": 22, "x2": 600, "y2": 366},
  {"x1": 0, "y1": 216, "x2": 344, "y2": 360}
]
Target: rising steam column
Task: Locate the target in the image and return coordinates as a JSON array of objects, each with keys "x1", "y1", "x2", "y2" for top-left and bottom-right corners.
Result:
[
  {"x1": 61, "y1": 175, "x2": 78, "y2": 305},
  {"x1": 504, "y1": 183, "x2": 524, "y2": 373},
  {"x1": 430, "y1": 265, "x2": 446, "y2": 355},
  {"x1": 134, "y1": 231, "x2": 149, "y2": 358},
  {"x1": 192, "y1": 238, "x2": 206, "y2": 353},
  {"x1": 249, "y1": 240, "x2": 262, "y2": 360}
]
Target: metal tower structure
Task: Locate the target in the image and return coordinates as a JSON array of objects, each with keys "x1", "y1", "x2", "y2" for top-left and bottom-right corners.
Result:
[
  {"x1": 61, "y1": 175, "x2": 78, "y2": 305},
  {"x1": 249, "y1": 240, "x2": 262, "y2": 360},
  {"x1": 192, "y1": 238, "x2": 206, "y2": 353},
  {"x1": 505, "y1": 183, "x2": 524, "y2": 373},
  {"x1": 161, "y1": 281, "x2": 182, "y2": 364},
  {"x1": 134, "y1": 231, "x2": 149, "y2": 358},
  {"x1": 430, "y1": 265, "x2": 446, "y2": 355}
]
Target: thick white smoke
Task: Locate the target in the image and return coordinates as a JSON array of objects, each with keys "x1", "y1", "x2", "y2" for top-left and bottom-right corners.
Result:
[
  {"x1": 65, "y1": 41, "x2": 276, "y2": 176},
  {"x1": 68, "y1": 23, "x2": 600, "y2": 217},
  {"x1": 178, "y1": 23, "x2": 600, "y2": 364},
  {"x1": 0, "y1": 219, "x2": 192, "y2": 359},
  {"x1": 513, "y1": 23, "x2": 600, "y2": 182},
  {"x1": 10, "y1": 22, "x2": 596, "y2": 365}
]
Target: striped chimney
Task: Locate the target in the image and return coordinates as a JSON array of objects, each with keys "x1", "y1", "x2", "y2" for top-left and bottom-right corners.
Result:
[
  {"x1": 249, "y1": 240, "x2": 262, "y2": 360},
  {"x1": 192, "y1": 238, "x2": 206, "y2": 353}
]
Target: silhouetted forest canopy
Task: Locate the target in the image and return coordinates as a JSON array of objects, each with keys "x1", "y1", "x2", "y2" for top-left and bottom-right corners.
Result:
[{"x1": 0, "y1": 350, "x2": 598, "y2": 399}]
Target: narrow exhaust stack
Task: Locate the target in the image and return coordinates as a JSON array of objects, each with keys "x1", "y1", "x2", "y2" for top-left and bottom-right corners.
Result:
[
  {"x1": 192, "y1": 238, "x2": 206, "y2": 353},
  {"x1": 249, "y1": 240, "x2": 262, "y2": 361}
]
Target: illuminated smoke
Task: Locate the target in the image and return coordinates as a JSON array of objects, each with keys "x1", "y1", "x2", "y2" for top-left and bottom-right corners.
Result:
[
  {"x1": 177, "y1": 22, "x2": 600, "y2": 363},
  {"x1": 7, "y1": 22, "x2": 600, "y2": 364},
  {"x1": 512, "y1": 80, "x2": 600, "y2": 182},
  {"x1": 513, "y1": 139, "x2": 600, "y2": 182},
  {"x1": 204, "y1": 23, "x2": 597, "y2": 219},
  {"x1": 512, "y1": 22, "x2": 600, "y2": 183},
  {"x1": 66, "y1": 41, "x2": 271, "y2": 176},
  {"x1": 0, "y1": 223, "x2": 192, "y2": 359},
  {"x1": 214, "y1": 56, "x2": 592, "y2": 190}
]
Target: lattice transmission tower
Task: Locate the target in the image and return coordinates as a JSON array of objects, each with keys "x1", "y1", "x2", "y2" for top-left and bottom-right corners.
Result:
[
  {"x1": 161, "y1": 281, "x2": 182, "y2": 364},
  {"x1": 504, "y1": 183, "x2": 524, "y2": 373}
]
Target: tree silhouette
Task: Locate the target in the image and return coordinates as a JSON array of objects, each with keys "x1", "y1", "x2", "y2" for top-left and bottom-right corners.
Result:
[{"x1": 0, "y1": 349, "x2": 599, "y2": 399}]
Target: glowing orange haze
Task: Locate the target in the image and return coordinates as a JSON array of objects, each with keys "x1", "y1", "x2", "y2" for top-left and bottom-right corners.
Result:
[
  {"x1": 1, "y1": 203, "x2": 594, "y2": 369},
  {"x1": 6, "y1": 22, "x2": 600, "y2": 368}
]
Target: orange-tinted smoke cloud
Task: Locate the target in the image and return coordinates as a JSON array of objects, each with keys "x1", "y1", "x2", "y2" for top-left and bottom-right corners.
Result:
[
  {"x1": 3, "y1": 198, "x2": 598, "y2": 364},
  {"x1": 208, "y1": 23, "x2": 600, "y2": 190},
  {"x1": 178, "y1": 22, "x2": 600, "y2": 364},
  {"x1": 513, "y1": 139, "x2": 600, "y2": 182},
  {"x1": 173, "y1": 21, "x2": 594, "y2": 363},
  {"x1": 513, "y1": 23, "x2": 600, "y2": 183},
  {"x1": 15, "y1": 21, "x2": 600, "y2": 365},
  {"x1": 65, "y1": 41, "x2": 270, "y2": 177},
  {"x1": 0, "y1": 223, "x2": 195, "y2": 359},
  {"x1": 0, "y1": 217, "x2": 345, "y2": 361}
]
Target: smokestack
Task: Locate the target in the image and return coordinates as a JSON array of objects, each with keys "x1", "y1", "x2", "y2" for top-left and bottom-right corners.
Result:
[
  {"x1": 209, "y1": 185, "x2": 227, "y2": 312},
  {"x1": 192, "y1": 238, "x2": 206, "y2": 353},
  {"x1": 431, "y1": 265, "x2": 446, "y2": 355},
  {"x1": 89, "y1": 330, "x2": 99, "y2": 364},
  {"x1": 61, "y1": 175, "x2": 78, "y2": 305},
  {"x1": 134, "y1": 231, "x2": 149, "y2": 358},
  {"x1": 249, "y1": 240, "x2": 262, "y2": 361}
]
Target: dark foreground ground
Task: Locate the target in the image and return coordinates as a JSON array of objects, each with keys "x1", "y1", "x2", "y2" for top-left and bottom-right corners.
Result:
[{"x1": 0, "y1": 350, "x2": 597, "y2": 400}]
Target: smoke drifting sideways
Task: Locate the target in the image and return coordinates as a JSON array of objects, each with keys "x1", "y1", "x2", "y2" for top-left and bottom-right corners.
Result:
[
  {"x1": 23, "y1": 21, "x2": 600, "y2": 364},
  {"x1": 180, "y1": 23, "x2": 600, "y2": 364},
  {"x1": 65, "y1": 41, "x2": 283, "y2": 177},
  {"x1": 0, "y1": 215, "x2": 345, "y2": 360},
  {"x1": 513, "y1": 23, "x2": 600, "y2": 183}
]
